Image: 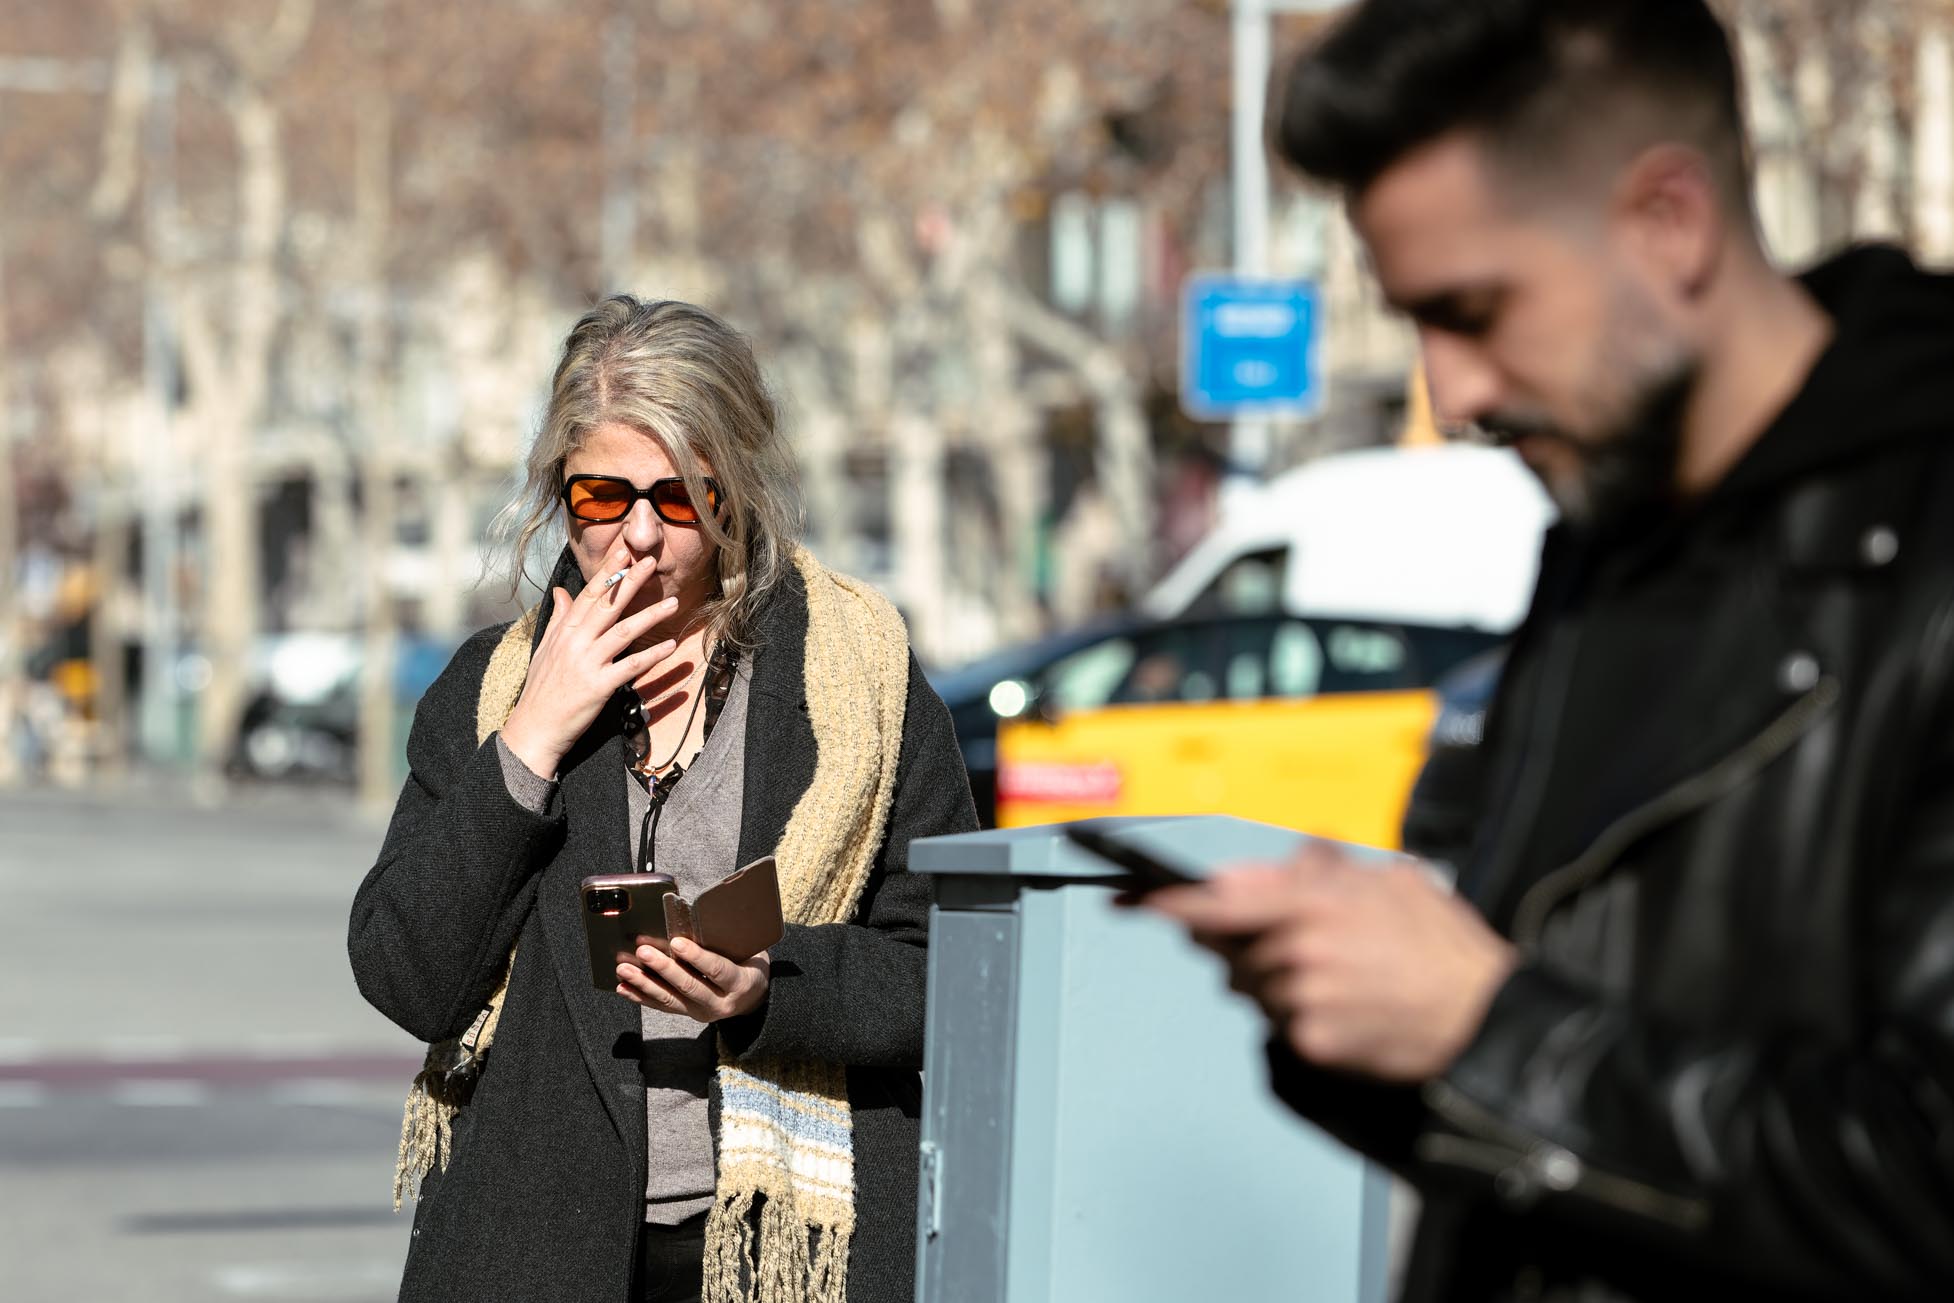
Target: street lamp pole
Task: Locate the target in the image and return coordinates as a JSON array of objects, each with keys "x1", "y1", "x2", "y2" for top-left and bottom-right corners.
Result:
[{"x1": 1226, "y1": 0, "x2": 1346, "y2": 486}]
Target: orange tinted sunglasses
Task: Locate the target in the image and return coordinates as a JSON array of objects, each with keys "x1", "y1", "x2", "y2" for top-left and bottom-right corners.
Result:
[{"x1": 560, "y1": 474, "x2": 722, "y2": 525}]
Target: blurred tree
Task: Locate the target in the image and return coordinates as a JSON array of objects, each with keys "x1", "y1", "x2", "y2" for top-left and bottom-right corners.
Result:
[{"x1": 8, "y1": 0, "x2": 1954, "y2": 791}]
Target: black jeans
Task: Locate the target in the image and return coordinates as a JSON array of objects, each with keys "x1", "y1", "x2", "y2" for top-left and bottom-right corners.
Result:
[{"x1": 635, "y1": 1212, "x2": 707, "y2": 1303}]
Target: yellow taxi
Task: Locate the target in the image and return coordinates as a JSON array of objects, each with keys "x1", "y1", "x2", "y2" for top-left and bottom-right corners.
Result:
[
  {"x1": 993, "y1": 613, "x2": 1502, "y2": 848},
  {"x1": 993, "y1": 443, "x2": 1551, "y2": 849}
]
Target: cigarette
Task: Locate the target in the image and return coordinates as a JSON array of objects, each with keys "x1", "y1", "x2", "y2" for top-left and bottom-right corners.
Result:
[{"x1": 602, "y1": 567, "x2": 630, "y2": 590}]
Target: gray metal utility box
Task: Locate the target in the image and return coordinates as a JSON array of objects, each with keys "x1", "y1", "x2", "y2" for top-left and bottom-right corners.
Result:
[{"x1": 910, "y1": 815, "x2": 1391, "y2": 1303}]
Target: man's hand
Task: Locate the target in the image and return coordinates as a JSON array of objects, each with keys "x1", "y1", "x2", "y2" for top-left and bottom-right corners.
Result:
[
  {"x1": 617, "y1": 936, "x2": 771, "y2": 1024},
  {"x1": 1143, "y1": 842, "x2": 1517, "y2": 1081}
]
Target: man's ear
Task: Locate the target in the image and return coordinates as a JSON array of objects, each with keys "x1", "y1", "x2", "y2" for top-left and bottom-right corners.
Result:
[{"x1": 1612, "y1": 142, "x2": 1726, "y2": 301}]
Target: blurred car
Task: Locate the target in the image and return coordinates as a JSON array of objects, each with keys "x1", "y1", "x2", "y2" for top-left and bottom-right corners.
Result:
[
  {"x1": 927, "y1": 616, "x2": 1139, "y2": 824},
  {"x1": 1398, "y1": 645, "x2": 1507, "y2": 874},
  {"x1": 932, "y1": 611, "x2": 1503, "y2": 827},
  {"x1": 991, "y1": 613, "x2": 1506, "y2": 847},
  {"x1": 1141, "y1": 444, "x2": 1552, "y2": 631},
  {"x1": 229, "y1": 632, "x2": 458, "y2": 783}
]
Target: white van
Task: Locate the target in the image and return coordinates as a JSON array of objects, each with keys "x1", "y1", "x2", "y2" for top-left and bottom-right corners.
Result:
[{"x1": 1141, "y1": 443, "x2": 1556, "y2": 633}]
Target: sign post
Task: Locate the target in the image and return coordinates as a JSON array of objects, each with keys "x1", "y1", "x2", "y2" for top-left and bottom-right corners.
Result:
[{"x1": 1222, "y1": 0, "x2": 1348, "y2": 481}]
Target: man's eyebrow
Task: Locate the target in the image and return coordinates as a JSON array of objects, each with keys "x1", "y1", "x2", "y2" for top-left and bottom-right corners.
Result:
[{"x1": 1389, "y1": 283, "x2": 1508, "y2": 328}]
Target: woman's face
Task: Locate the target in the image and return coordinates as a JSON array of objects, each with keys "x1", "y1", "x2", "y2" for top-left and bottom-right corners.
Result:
[{"x1": 562, "y1": 421, "x2": 720, "y2": 637}]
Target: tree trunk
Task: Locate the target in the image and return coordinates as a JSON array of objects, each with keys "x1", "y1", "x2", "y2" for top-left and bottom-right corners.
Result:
[
  {"x1": 1918, "y1": 22, "x2": 1954, "y2": 260},
  {"x1": 967, "y1": 273, "x2": 1045, "y2": 642},
  {"x1": 889, "y1": 408, "x2": 948, "y2": 662},
  {"x1": 185, "y1": 80, "x2": 283, "y2": 783},
  {"x1": 355, "y1": 0, "x2": 399, "y2": 810},
  {"x1": 89, "y1": 511, "x2": 128, "y2": 780},
  {"x1": 0, "y1": 231, "x2": 18, "y2": 785}
]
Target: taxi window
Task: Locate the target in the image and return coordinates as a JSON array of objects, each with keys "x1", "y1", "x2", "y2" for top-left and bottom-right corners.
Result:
[
  {"x1": 1108, "y1": 628, "x2": 1207, "y2": 705},
  {"x1": 1268, "y1": 622, "x2": 1324, "y2": 696},
  {"x1": 1044, "y1": 638, "x2": 1137, "y2": 711},
  {"x1": 1318, "y1": 623, "x2": 1415, "y2": 693},
  {"x1": 1190, "y1": 547, "x2": 1288, "y2": 615}
]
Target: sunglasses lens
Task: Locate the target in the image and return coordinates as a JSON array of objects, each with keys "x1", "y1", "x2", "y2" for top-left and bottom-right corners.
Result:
[
  {"x1": 651, "y1": 481, "x2": 704, "y2": 524},
  {"x1": 567, "y1": 479, "x2": 631, "y2": 522}
]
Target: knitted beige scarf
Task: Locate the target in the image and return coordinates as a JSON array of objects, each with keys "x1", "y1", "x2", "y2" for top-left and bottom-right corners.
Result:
[{"x1": 394, "y1": 547, "x2": 911, "y2": 1303}]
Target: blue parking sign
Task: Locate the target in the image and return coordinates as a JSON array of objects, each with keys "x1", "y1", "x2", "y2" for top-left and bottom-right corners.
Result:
[{"x1": 1180, "y1": 276, "x2": 1321, "y2": 421}]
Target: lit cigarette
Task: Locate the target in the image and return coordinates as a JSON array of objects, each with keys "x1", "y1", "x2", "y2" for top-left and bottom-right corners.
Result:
[{"x1": 602, "y1": 567, "x2": 630, "y2": 590}]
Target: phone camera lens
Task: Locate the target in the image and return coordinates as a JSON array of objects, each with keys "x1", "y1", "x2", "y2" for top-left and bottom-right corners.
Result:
[{"x1": 587, "y1": 887, "x2": 629, "y2": 913}]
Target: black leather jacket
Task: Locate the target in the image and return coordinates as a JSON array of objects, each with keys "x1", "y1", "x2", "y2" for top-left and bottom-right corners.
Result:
[{"x1": 1275, "y1": 248, "x2": 1954, "y2": 1302}]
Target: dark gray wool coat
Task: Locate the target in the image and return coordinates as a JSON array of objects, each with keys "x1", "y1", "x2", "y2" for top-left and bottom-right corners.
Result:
[{"x1": 348, "y1": 555, "x2": 978, "y2": 1303}]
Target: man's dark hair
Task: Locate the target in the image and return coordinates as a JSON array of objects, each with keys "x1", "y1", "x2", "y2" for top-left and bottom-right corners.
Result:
[{"x1": 1278, "y1": 0, "x2": 1749, "y2": 204}]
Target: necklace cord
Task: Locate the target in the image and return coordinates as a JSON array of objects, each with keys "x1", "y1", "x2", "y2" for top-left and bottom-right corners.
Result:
[{"x1": 629, "y1": 641, "x2": 736, "y2": 873}]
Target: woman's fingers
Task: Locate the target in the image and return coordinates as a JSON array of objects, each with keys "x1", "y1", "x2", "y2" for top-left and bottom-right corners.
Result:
[
  {"x1": 597, "y1": 550, "x2": 657, "y2": 615},
  {"x1": 578, "y1": 543, "x2": 636, "y2": 609},
  {"x1": 615, "y1": 963, "x2": 685, "y2": 1012},
  {"x1": 668, "y1": 937, "x2": 737, "y2": 988},
  {"x1": 610, "y1": 639, "x2": 680, "y2": 691},
  {"x1": 599, "y1": 595, "x2": 680, "y2": 658},
  {"x1": 636, "y1": 943, "x2": 725, "y2": 1003},
  {"x1": 543, "y1": 586, "x2": 570, "y2": 636}
]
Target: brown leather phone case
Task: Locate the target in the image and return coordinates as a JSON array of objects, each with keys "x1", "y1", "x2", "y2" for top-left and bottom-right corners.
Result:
[{"x1": 661, "y1": 855, "x2": 784, "y2": 961}]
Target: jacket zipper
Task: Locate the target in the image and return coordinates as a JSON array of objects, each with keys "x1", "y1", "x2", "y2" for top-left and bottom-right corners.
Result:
[
  {"x1": 1511, "y1": 676, "x2": 1841, "y2": 946},
  {"x1": 1422, "y1": 1082, "x2": 1711, "y2": 1232},
  {"x1": 1419, "y1": 677, "x2": 1840, "y2": 1231}
]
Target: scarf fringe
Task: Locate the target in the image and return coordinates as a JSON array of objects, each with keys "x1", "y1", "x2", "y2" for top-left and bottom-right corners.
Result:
[
  {"x1": 703, "y1": 1188, "x2": 850, "y2": 1303},
  {"x1": 809, "y1": 1221, "x2": 850, "y2": 1303},
  {"x1": 392, "y1": 1076, "x2": 454, "y2": 1211},
  {"x1": 703, "y1": 1188, "x2": 759, "y2": 1303},
  {"x1": 757, "y1": 1195, "x2": 813, "y2": 1303}
]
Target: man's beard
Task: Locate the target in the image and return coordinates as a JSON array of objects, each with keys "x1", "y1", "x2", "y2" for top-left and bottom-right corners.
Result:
[{"x1": 1481, "y1": 361, "x2": 1696, "y2": 534}]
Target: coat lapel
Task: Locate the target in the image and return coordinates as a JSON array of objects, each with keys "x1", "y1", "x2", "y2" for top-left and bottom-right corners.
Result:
[
  {"x1": 737, "y1": 566, "x2": 820, "y2": 869},
  {"x1": 530, "y1": 547, "x2": 647, "y2": 1156}
]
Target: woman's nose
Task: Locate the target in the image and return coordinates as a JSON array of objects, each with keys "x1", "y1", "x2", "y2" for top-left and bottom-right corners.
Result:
[{"x1": 619, "y1": 498, "x2": 663, "y2": 554}]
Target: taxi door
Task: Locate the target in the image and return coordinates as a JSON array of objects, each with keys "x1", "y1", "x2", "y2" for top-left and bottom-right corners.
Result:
[{"x1": 994, "y1": 616, "x2": 1467, "y2": 850}]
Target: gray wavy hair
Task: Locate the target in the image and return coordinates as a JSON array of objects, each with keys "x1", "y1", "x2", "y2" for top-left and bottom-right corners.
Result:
[{"x1": 496, "y1": 296, "x2": 803, "y2": 648}]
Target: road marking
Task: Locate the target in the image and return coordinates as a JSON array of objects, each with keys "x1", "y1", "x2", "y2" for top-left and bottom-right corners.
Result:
[
  {"x1": 251, "y1": 1033, "x2": 345, "y2": 1058},
  {"x1": 99, "y1": 1035, "x2": 191, "y2": 1062},
  {"x1": 0, "y1": 1082, "x2": 48, "y2": 1107},
  {"x1": 111, "y1": 1079, "x2": 210, "y2": 1107},
  {"x1": 0, "y1": 1048, "x2": 422, "y2": 1087},
  {"x1": 267, "y1": 1079, "x2": 391, "y2": 1108},
  {"x1": 211, "y1": 1262, "x2": 401, "y2": 1298}
]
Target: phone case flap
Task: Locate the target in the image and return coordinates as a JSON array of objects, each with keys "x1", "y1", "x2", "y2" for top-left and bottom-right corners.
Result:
[
  {"x1": 690, "y1": 856, "x2": 784, "y2": 961},
  {"x1": 662, "y1": 892, "x2": 699, "y2": 946}
]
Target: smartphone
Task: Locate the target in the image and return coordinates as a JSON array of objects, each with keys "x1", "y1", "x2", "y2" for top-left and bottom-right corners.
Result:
[
  {"x1": 580, "y1": 873, "x2": 678, "y2": 990},
  {"x1": 1061, "y1": 824, "x2": 1203, "y2": 891}
]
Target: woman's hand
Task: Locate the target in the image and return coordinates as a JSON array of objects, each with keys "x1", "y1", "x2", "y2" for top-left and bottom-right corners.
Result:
[
  {"x1": 499, "y1": 540, "x2": 680, "y2": 779},
  {"x1": 616, "y1": 937, "x2": 771, "y2": 1023}
]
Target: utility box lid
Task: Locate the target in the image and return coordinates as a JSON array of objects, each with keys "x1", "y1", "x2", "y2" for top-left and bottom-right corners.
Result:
[{"x1": 910, "y1": 813, "x2": 1307, "y2": 879}]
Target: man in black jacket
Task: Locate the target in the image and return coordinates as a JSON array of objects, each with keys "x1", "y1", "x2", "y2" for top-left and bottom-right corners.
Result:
[{"x1": 1148, "y1": 2, "x2": 1954, "y2": 1299}]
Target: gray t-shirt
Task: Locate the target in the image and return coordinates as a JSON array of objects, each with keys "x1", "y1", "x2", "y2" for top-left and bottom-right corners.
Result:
[{"x1": 494, "y1": 658, "x2": 751, "y2": 1225}]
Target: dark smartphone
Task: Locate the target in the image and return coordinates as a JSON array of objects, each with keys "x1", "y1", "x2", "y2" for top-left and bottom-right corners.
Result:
[
  {"x1": 1061, "y1": 824, "x2": 1203, "y2": 891},
  {"x1": 580, "y1": 873, "x2": 678, "y2": 989}
]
